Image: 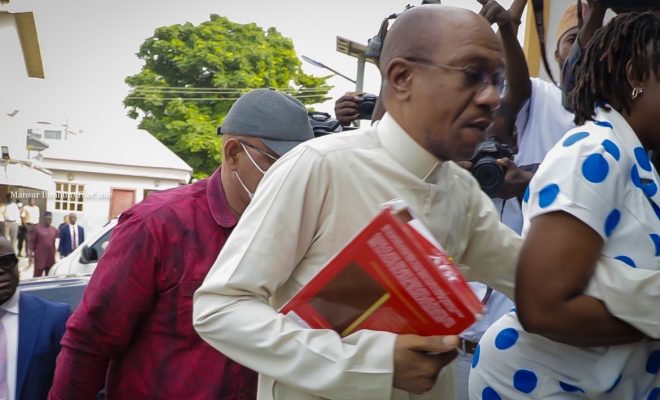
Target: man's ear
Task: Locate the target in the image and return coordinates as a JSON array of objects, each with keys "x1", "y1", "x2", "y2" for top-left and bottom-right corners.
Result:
[
  {"x1": 554, "y1": 48, "x2": 560, "y2": 66},
  {"x1": 222, "y1": 137, "x2": 241, "y2": 171},
  {"x1": 385, "y1": 58, "x2": 413, "y2": 102}
]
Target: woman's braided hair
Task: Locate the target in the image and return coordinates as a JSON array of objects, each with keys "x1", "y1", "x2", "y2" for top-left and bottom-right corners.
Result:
[{"x1": 571, "y1": 11, "x2": 660, "y2": 125}]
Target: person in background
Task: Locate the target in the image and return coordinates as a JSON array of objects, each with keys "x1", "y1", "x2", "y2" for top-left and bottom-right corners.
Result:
[
  {"x1": 5, "y1": 199, "x2": 20, "y2": 255},
  {"x1": 55, "y1": 215, "x2": 68, "y2": 261},
  {"x1": 0, "y1": 197, "x2": 6, "y2": 240},
  {"x1": 21, "y1": 198, "x2": 40, "y2": 261},
  {"x1": 49, "y1": 89, "x2": 315, "y2": 400},
  {"x1": 470, "y1": 12, "x2": 660, "y2": 398},
  {"x1": 450, "y1": 1, "x2": 525, "y2": 399},
  {"x1": 16, "y1": 229, "x2": 25, "y2": 260},
  {"x1": 0, "y1": 237, "x2": 69, "y2": 400},
  {"x1": 334, "y1": 92, "x2": 361, "y2": 127},
  {"x1": 30, "y1": 212, "x2": 58, "y2": 278},
  {"x1": 58, "y1": 213, "x2": 84, "y2": 258},
  {"x1": 561, "y1": 1, "x2": 660, "y2": 111},
  {"x1": 561, "y1": 0, "x2": 606, "y2": 112},
  {"x1": 488, "y1": 1, "x2": 580, "y2": 233},
  {"x1": 56, "y1": 215, "x2": 68, "y2": 233}
]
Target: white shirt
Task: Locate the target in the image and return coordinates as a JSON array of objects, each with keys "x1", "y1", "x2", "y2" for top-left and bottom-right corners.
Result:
[
  {"x1": 1, "y1": 290, "x2": 19, "y2": 400},
  {"x1": 194, "y1": 113, "x2": 520, "y2": 400},
  {"x1": 5, "y1": 204, "x2": 19, "y2": 223},
  {"x1": 515, "y1": 78, "x2": 576, "y2": 166},
  {"x1": 491, "y1": 78, "x2": 577, "y2": 234},
  {"x1": 69, "y1": 224, "x2": 79, "y2": 248},
  {"x1": 22, "y1": 205, "x2": 39, "y2": 225}
]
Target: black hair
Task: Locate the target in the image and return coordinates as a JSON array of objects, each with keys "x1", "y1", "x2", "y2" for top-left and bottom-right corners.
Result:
[{"x1": 571, "y1": 11, "x2": 660, "y2": 125}]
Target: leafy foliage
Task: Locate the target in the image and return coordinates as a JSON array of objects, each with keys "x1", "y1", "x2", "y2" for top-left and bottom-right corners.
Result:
[{"x1": 124, "y1": 15, "x2": 331, "y2": 178}]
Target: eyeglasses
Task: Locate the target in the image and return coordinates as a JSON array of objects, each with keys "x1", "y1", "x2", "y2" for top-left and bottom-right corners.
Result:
[
  {"x1": 0, "y1": 255, "x2": 17, "y2": 272},
  {"x1": 402, "y1": 57, "x2": 507, "y2": 97},
  {"x1": 238, "y1": 140, "x2": 279, "y2": 163}
]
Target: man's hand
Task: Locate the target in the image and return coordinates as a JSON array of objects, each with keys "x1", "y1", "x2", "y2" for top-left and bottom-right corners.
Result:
[
  {"x1": 578, "y1": 0, "x2": 608, "y2": 48},
  {"x1": 585, "y1": 0, "x2": 605, "y2": 10},
  {"x1": 585, "y1": 0, "x2": 608, "y2": 17},
  {"x1": 495, "y1": 158, "x2": 534, "y2": 200},
  {"x1": 477, "y1": 0, "x2": 514, "y2": 27},
  {"x1": 393, "y1": 334, "x2": 458, "y2": 394},
  {"x1": 334, "y1": 93, "x2": 360, "y2": 126},
  {"x1": 456, "y1": 160, "x2": 472, "y2": 171}
]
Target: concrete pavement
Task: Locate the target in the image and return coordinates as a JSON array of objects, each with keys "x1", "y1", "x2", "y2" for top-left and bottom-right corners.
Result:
[{"x1": 17, "y1": 255, "x2": 35, "y2": 279}]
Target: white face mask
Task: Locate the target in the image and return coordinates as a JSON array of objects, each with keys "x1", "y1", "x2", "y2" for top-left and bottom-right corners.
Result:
[
  {"x1": 234, "y1": 142, "x2": 268, "y2": 200},
  {"x1": 241, "y1": 141, "x2": 268, "y2": 174},
  {"x1": 234, "y1": 171, "x2": 255, "y2": 200}
]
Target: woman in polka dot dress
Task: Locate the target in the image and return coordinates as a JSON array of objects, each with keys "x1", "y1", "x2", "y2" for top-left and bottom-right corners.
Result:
[{"x1": 469, "y1": 12, "x2": 660, "y2": 400}]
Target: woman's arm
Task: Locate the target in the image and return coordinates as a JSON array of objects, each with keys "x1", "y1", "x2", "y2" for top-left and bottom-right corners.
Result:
[{"x1": 515, "y1": 211, "x2": 646, "y2": 346}]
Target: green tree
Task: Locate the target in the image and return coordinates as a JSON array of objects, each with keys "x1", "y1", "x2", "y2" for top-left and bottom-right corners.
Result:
[{"x1": 124, "y1": 14, "x2": 331, "y2": 178}]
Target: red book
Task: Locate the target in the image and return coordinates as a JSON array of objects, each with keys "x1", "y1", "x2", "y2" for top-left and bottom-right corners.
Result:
[{"x1": 280, "y1": 200, "x2": 483, "y2": 336}]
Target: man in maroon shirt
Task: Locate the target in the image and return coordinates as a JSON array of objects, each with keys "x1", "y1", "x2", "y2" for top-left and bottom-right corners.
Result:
[
  {"x1": 49, "y1": 89, "x2": 315, "y2": 400},
  {"x1": 30, "y1": 211, "x2": 58, "y2": 277}
]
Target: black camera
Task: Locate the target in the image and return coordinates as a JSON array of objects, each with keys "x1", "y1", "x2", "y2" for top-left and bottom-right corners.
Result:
[
  {"x1": 356, "y1": 93, "x2": 378, "y2": 120},
  {"x1": 470, "y1": 137, "x2": 514, "y2": 197},
  {"x1": 599, "y1": 0, "x2": 660, "y2": 12},
  {"x1": 308, "y1": 111, "x2": 342, "y2": 137}
]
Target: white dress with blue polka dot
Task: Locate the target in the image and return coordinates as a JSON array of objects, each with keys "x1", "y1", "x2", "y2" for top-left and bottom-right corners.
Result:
[{"x1": 468, "y1": 107, "x2": 660, "y2": 400}]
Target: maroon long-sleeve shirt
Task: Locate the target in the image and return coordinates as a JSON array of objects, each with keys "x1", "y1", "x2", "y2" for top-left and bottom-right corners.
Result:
[
  {"x1": 49, "y1": 167, "x2": 257, "y2": 400},
  {"x1": 31, "y1": 223, "x2": 58, "y2": 274}
]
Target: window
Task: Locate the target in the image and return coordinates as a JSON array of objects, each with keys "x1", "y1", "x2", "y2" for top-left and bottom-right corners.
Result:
[
  {"x1": 55, "y1": 182, "x2": 85, "y2": 212},
  {"x1": 28, "y1": 129, "x2": 42, "y2": 139},
  {"x1": 44, "y1": 130, "x2": 62, "y2": 140}
]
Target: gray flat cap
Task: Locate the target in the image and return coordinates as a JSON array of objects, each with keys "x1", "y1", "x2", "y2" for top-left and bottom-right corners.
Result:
[{"x1": 218, "y1": 88, "x2": 314, "y2": 156}]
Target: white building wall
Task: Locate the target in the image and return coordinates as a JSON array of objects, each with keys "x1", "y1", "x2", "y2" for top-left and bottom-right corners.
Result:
[{"x1": 46, "y1": 169, "x2": 183, "y2": 237}]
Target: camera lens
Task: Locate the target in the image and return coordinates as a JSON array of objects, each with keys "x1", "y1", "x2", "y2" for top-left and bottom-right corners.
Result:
[
  {"x1": 358, "y1": 102, "x2": 375, "y2": 120},
  {"x1": 472, "y1": 158, "x2": 505, "y2": 197}
]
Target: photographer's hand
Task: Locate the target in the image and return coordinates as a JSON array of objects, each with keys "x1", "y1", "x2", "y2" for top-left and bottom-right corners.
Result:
[
  {"x1": 477, "y1": 0, "x2": 515, "y2": 27},
  {"x1": 495, "y1": 158, "x2": 534, "y2": 200},
  {"x1": 455, "y1": 160, "x2": 472, "y2": 171},
  {"x1": 478, "y1": 0, "x2": 531, "y2": 145},
  {"x1": 579, "y1": 1, "x2": 608, "y2": 48},
  {"x1": 334, "y1": 93, "x2": 360, "y2": 126}
]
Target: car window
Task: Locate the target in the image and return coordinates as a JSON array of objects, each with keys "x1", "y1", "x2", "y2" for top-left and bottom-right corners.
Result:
[{"x1": 90, "y1": 227, "x2": 113, "y2": 261}]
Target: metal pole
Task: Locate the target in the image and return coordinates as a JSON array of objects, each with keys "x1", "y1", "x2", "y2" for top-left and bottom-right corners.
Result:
[
  {"x1": 354, "y1": 56, "x2": 367, "y2": 127},
  {"x1": 356, "y1": 55, "x2": 366, "y2": 94},
  {"x1": 301, "y1": 55, "x2": 356, "y2": 84}
]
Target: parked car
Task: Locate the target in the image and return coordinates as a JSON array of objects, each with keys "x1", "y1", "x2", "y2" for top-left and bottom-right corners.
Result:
[
  {"x1": 18, "y1": 275, "x2": 91, "y2": 310},
  {"x1": 17, "y1": 218, "x2": 117, "y2": 316},
  {"x1": 49, "y1": 218, "x2": 118, "y2": 276}
]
